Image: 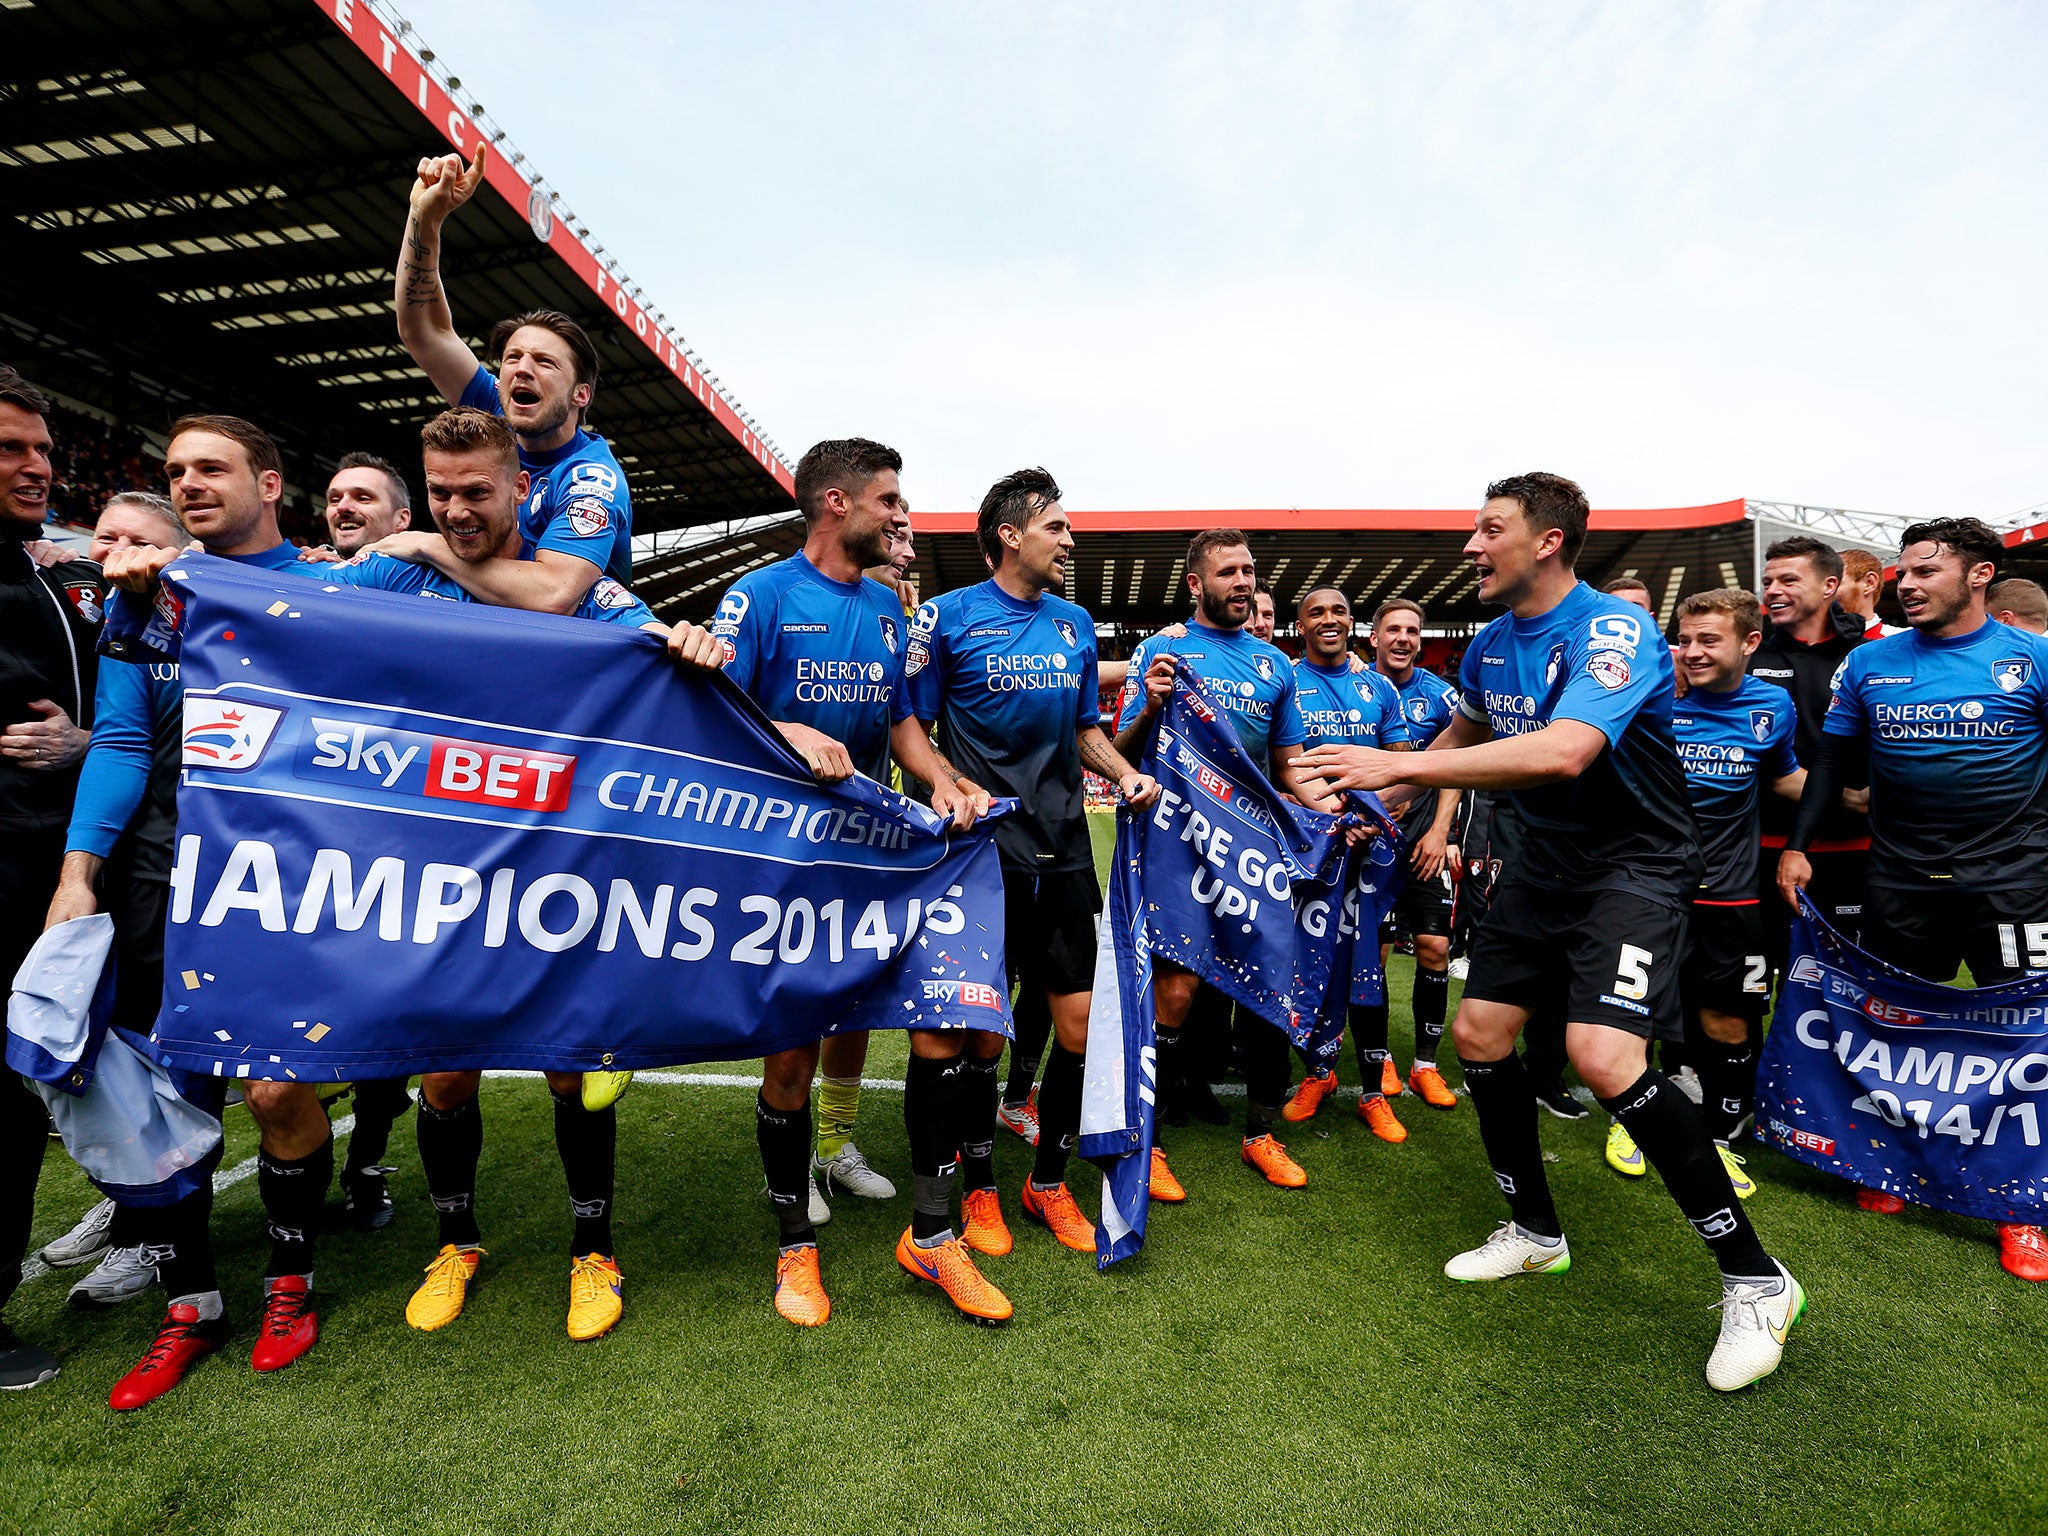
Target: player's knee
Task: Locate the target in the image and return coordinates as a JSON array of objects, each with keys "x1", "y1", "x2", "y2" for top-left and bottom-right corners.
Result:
[
  {"x1": 1698, "y1": 1007, "x2": 1749, "y2": 1045},
  {"x1": 542, "y1": 1070, "x2": 582, "y2": 1096},
  {"x1": 242, "y1": 1079, "x2": 314, "y2": 1125},
  {"x1": 968, "y1": 1027, "x2": 1006, "y2": 1061},
  {"x1": 1450, "y1": 1007, "x2": 1512, "y2": 1060},
  {"x1": 1152, "y1": 967, "x2": 1198, "y2": 1024},
  {"x1": 419, "y1": 1071, "x2": 481, "y2": 1112},
  {"x1": 1566, "y1": 1028, "x2": 1648, "y2": 1099},
  {"x1": 760, "y1": 1047, "x2": 816, "y2": 1109},
  {"x1": 908, "y1": 1028, "x2": 964, "y2": 1061},
  {"x1": 1416, "y1": 933, "x2": 1449, "y2": 969}
]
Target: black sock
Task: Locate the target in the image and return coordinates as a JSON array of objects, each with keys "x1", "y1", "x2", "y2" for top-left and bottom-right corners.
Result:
[
  {"x1": 552, "y1": 1088, "x2": 617, "y2": 1257},
  {"x1": 957, "y1": 1052, "x2": 1001, "y2": 1194},
  {"x1": 139, "y1": 1139, "x2": 223, "y2": 1302},
  {"x1": 1412, "y1": 967, "x2": 1449, "y2": 1067},
  {"x1": 905, "y1": 1053, "x2": 965, "y2": 1241},
  {"x1": 417, "y1": 1094, "x2": 483, "y2": 1247},
  {"x1": 1699, "y1": 1040, "x2": 1757, "y2": 1142},
  {"x1": 258, "y1": 1135, "x2": 333, "y2": 1280},
  {"x1": 1459, "y1": 1053, "x2": 1561, "y2": 1238},
  {"x1": 1348, "y1": 1001, "x2": 1391, "y2": 1070},
  {"x1": 1004, "y1": 989, "x2": 1053, "y2": 1106},
  {"x1": 1031, "y1": 1043, "x2": 1086, "y2": 1187},
  {"x1": 1154, "y1": 1024, "x2": 1187, "y2": 1129},
  {"x1": 1240, "y1": 1015, "x2": 1289, "y2": 1138},
  {"x1": 1598, "y1": 1070, "x2": 1774, "y2": 1279},
  {"x1": 344, "y1": 1077, "x2": 412, "y2": 1175},
  {"x1": 755, "y1": 1093, "x2": 815, "y2": 1249}
]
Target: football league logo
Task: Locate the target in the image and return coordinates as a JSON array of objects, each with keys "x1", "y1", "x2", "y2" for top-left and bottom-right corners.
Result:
[
  {"x1": 1995, "y1": 657, "x2": 2032, "y2": 693},
  {"x1": 182, "y1": 698, "x2": 285, "y2": 770},
  {"x1": 1588, "y1": 653, "x2": 1631, "y2": 691},
  {"x1": 565, "y1": 496, "x2": 610, "y2": 538}
]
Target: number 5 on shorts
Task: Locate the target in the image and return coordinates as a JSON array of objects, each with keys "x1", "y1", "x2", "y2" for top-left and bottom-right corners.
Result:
[{"x1": 1613, "y1": 943, "x2": 1653, "y2": 1001}]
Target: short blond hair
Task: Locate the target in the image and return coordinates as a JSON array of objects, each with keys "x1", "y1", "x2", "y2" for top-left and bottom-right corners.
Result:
[
  {"x1": 419, "y1": 406, "x2": 517, "y2": 472},
  {"x1": 1676, "y1": 587, "x2": 1762, "y2": 638}
]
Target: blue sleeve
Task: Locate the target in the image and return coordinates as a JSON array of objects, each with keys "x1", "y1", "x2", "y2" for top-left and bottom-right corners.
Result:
[
  {"x1": 535, "y1": 465, "x2": 624, "y2": 570},
  {"x1": 1458, "y1": 642, "x2": 1488, "y2": 722},
  {"x1": 905, "y1": 599, "x2": 942, "y2": 723},
  {"x1": 1552, "y1": 618, "x2": 1660, "y2": 744},
  {"x1": 65, "y1": 659, "x2": 156, "y2": 859},
  {"x1": 1076, "y1": 631, "x2": 1101, "y2": 729},
  {"x1": 1115, "y1": 640, "x2": 1153, "y2": 732},
  {"x1": 712, "y1": 578, "x2": 766, "y2": 696},
  {"x1": 889, "y1": 643, "x2": 915, "y2": 724},
  {"x1": 458, "y1": 365, "x2": 502, "y2": 414},
  {"x1": 1270, "y1": 665, "x2": 1307, "y2": 749},
  {"x1": 1821, "y1": 652, "x2": 1866, "y2": 738},
  {"x1": 577, "y1": 578, "x2": 658, "y2": 628},
  {"x1": 321, "y1": 553, "x2": 426, "y2": 594}
]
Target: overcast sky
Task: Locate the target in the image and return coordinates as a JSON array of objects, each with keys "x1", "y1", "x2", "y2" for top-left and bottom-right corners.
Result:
[{"x1": 397, "y1": 1, "x2": 2045, "y2": 520}]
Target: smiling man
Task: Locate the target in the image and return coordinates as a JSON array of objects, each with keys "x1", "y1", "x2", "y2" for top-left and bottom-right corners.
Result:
[
  {"x1": 1300, "y1": 472, "x2": 1803, "y2": 1393},
  {"x1": 392, "y1": 144, "x2": 630, "y2": 614},
  {"x1": 322, "y1": 452, "x2": 412, "y2": 557},
  {"x1": 1779, "y1": 517, "x2": 2048, "y2": 1282}
]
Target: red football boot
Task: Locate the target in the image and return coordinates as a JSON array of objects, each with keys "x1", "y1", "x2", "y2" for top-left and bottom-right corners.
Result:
[
  {"x1": 249, "y1": 1276, "x2": 318, "y2": 1372},
  {"x1": 110, "y1": 1303, "x2": 228, "y2": 1411}
]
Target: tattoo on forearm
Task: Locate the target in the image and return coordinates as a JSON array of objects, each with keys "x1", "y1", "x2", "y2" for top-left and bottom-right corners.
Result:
[{"x1": 1078, "y1": 731, "x2": 1125, "y2": 780}]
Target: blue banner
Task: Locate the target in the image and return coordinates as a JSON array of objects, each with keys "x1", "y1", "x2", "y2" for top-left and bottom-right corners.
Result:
[
  {"x1": 1758, "y1": 898, "x2": 2048, "y2": 1222},
  {"x1": 146, "y1": 555, "x2": 1014, "y2": 1080},
  {"x1": 1081, "y1": 663, "x2": 1402, "y2": 1265}
]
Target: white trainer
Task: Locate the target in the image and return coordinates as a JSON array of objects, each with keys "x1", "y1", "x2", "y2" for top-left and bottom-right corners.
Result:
[
  {"x1": 1444, "y1": 1222, "x2": 1572, "y2": 1282},
  {"x1": 808, "y1": 1177, "x2": 831, "y2": 1228},
  {"x1": 1706, "y1": 1262, "x2": 1806, "y2": 1392},
  {"x1": 814, "y1": 1142, "x2": 897, "y2": 1199},
  {"x1": 68, "y1": 1244, "x2": 159, "y2": 1308},
  {"x1": 39, "y1": 1198, "x2": 117, "y2": 1268}
]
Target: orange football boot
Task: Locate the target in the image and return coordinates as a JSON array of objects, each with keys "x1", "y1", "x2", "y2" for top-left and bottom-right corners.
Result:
[
  {"x1": 1359, "y1": 1092, "x2": 1408, "y2": 1144},
  {"x1": 773, "y1": 1244, "x2": 830, "y2": 1327},
  {"x1": 1242, "y1": 1133, "x2": 1307, "y2": 1188},
  {"x1": 961, "y1": 1188, "x2": 1014, "y2": 1257},
  {"x1": 1408, "y1": 1065, "x2": 1458, "y2": 1109},
  {"x1": 1020, "y1": 1180, "x2": 1096, "y2": 1252},
  {"x1": 1282, "y1": 1070, "x2": 1338, "y2": 1123},
  {"x1": 1379, "y1": 1057, "x2": 1404, "y2": 1097},
  {"x1": 1148, "y1": 1145, "x2": 1187, "y2": 1203},
  {"x1": 1999, "y1": 1224, "x2": 2048, "y2": 1282},
  {"x1": 895, "y1": 1229, "x2": 1014, "y2": 1323}
]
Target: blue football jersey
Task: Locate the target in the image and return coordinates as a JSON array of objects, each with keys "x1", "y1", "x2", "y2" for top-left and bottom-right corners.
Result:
[
  {"x1": 1116, "y1": 621, "x2": 1305, "y2": 774},
  {"x1": 1291, "y1": 658, "x2": 1407, "y2": 750},
  {"x1": 905, "y1": 580, "x2": 1100, "y2": 873},
  {"x1": 712, "y1": 553, "x2": 913, "y2": 782},
  {"x1": 459, "y1": 366, "x2": 633, "y2": 586},
  {"x1": 1458, "y1": 581, "x2": 1701, "y2": 901},
  {"x1": 1672, "y1": 675, "x2": 1798, "y2": 900},
  {"x1": 1375, "y1": 663, "x2": 1463, "y2": 837},
  {"x1": 1823, "y1": 620, "x2": 2048, "y2": 891},
  {"x1": 323, "y1": 550, "x2": 657, "y2": 629}
]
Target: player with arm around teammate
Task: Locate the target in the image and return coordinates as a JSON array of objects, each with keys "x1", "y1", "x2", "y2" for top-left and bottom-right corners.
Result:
[
  {"x1": 1778, "y1": 518, "x2": 2048, "y2": 1282},
  {"x1": 708, "y1": 439, "x2": 992, "y2": 1326},
  {"x1": 1304, "y1": 473, "x2": 1804, "y2": 1393},
  {"x1": 906, "y1": 468, "x2": 1157, "y2": 1261}
]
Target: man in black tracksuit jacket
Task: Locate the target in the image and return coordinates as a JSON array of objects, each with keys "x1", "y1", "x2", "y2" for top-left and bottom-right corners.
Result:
[
  {"x1": 0, "y1": 367, "x2": 104, "y2": 1390},
  {"x1": 1748, "y1": 536, "x2": 1870, "y2": 978}
]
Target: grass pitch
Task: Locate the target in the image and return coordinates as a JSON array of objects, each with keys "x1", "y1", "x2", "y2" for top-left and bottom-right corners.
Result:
[{"x1": 5, "y1": 820, "x2": 2043, "y2": 1536}]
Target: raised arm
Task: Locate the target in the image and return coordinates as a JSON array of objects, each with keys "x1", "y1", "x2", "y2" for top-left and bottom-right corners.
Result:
[
  {"x1": 396, "y1": 146, "x2": 490, "y2": 404},
  {"x1": 365, "y1": 533, "x2": 600, "y2": 617}
]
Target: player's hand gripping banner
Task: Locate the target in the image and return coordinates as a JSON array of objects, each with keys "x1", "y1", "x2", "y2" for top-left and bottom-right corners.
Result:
[
  {"x1": 145, "y1": 555, "x2": 1013, "y2": 1079},
  {"x1": 1758, "y1": 897, "x2": 2048, "y2": 1222},
  {"x1": 1080, "y1": 662, "x2": 1403, "y2": 1266}
]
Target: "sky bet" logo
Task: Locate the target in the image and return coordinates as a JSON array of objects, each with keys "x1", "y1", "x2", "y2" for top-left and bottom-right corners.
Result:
[
  {"x1": 921, "y1": 980, "x2": 1004, "y2": 1010},
  {"x1": 296, "y1": 717, "x2": 576, "y2": 813}
]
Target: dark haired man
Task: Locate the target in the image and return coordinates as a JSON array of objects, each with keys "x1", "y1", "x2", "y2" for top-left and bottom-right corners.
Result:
[
  {"x1": 1672, "y1": 589, "x2": 1805, "y2": 1198},
  {"x1": 1250, "y1": 583, "x2": 1277, "y2": 643},
  {"x1": 1369, "y1": 597, "x2": 1464, "y2": 1108},
  {"x1": 1750, "y1": 535, "x2": 1869, "y2": 974},
  {"x1": 0, "y1": 366, "x2": 103, "y2": 1391},
  {"x1": 55, "y1": 416, "x2": 338, "y2": 1408},
  {"x1": 709, "y1": 438, "x2": 994, "y2": 1327},
  {"x1": 1303, "y1": 472, "x2": 1802, "y2": 1392},
  {"x1": 907, "y1": 468, "x2": 1157, "y2": 1256},
  {"x1": 1116, "y1": 529, "x2": 1328, "y2": 1194},
  {"x1": 323, "y1": 452, "x2": 412, "y2": 557},
  {"x1": 393, "y1": 145, "x2": 630, "y2": 611},
  {"x1": 1281, "y1": 586, "x2": 1414, "y2": 1139},
  {"x1": 1602, "y1": 576, "x2": 1654, "y2": 609},
  {"x1": 1780, "y1": 517, "x2": 2048, "y2": 1281}
]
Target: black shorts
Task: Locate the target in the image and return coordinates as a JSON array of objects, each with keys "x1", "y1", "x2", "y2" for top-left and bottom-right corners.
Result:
[
  {"x1": 1381, "y1": 864, "x2": 1456, "y2": 942},
  {"x1": 1002, "y1": 866, "x2": 1103, "y2": 996},
  {"x1": 1682, "y1": 902, "x2": 1770, "y2": 1022},
  {"x1": 1761, "y1": 845, "x2": 1866, "y2": 976},
  {"x1": 1864, "y1": 883, "x2": 2048, "y2": 987},
  {"x1": 108, "y1": 872, "x2": 170, "y2": 1037},
  {"x1": 1463, "y1": 880, "x2": 1688, "y2": 1041}
]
